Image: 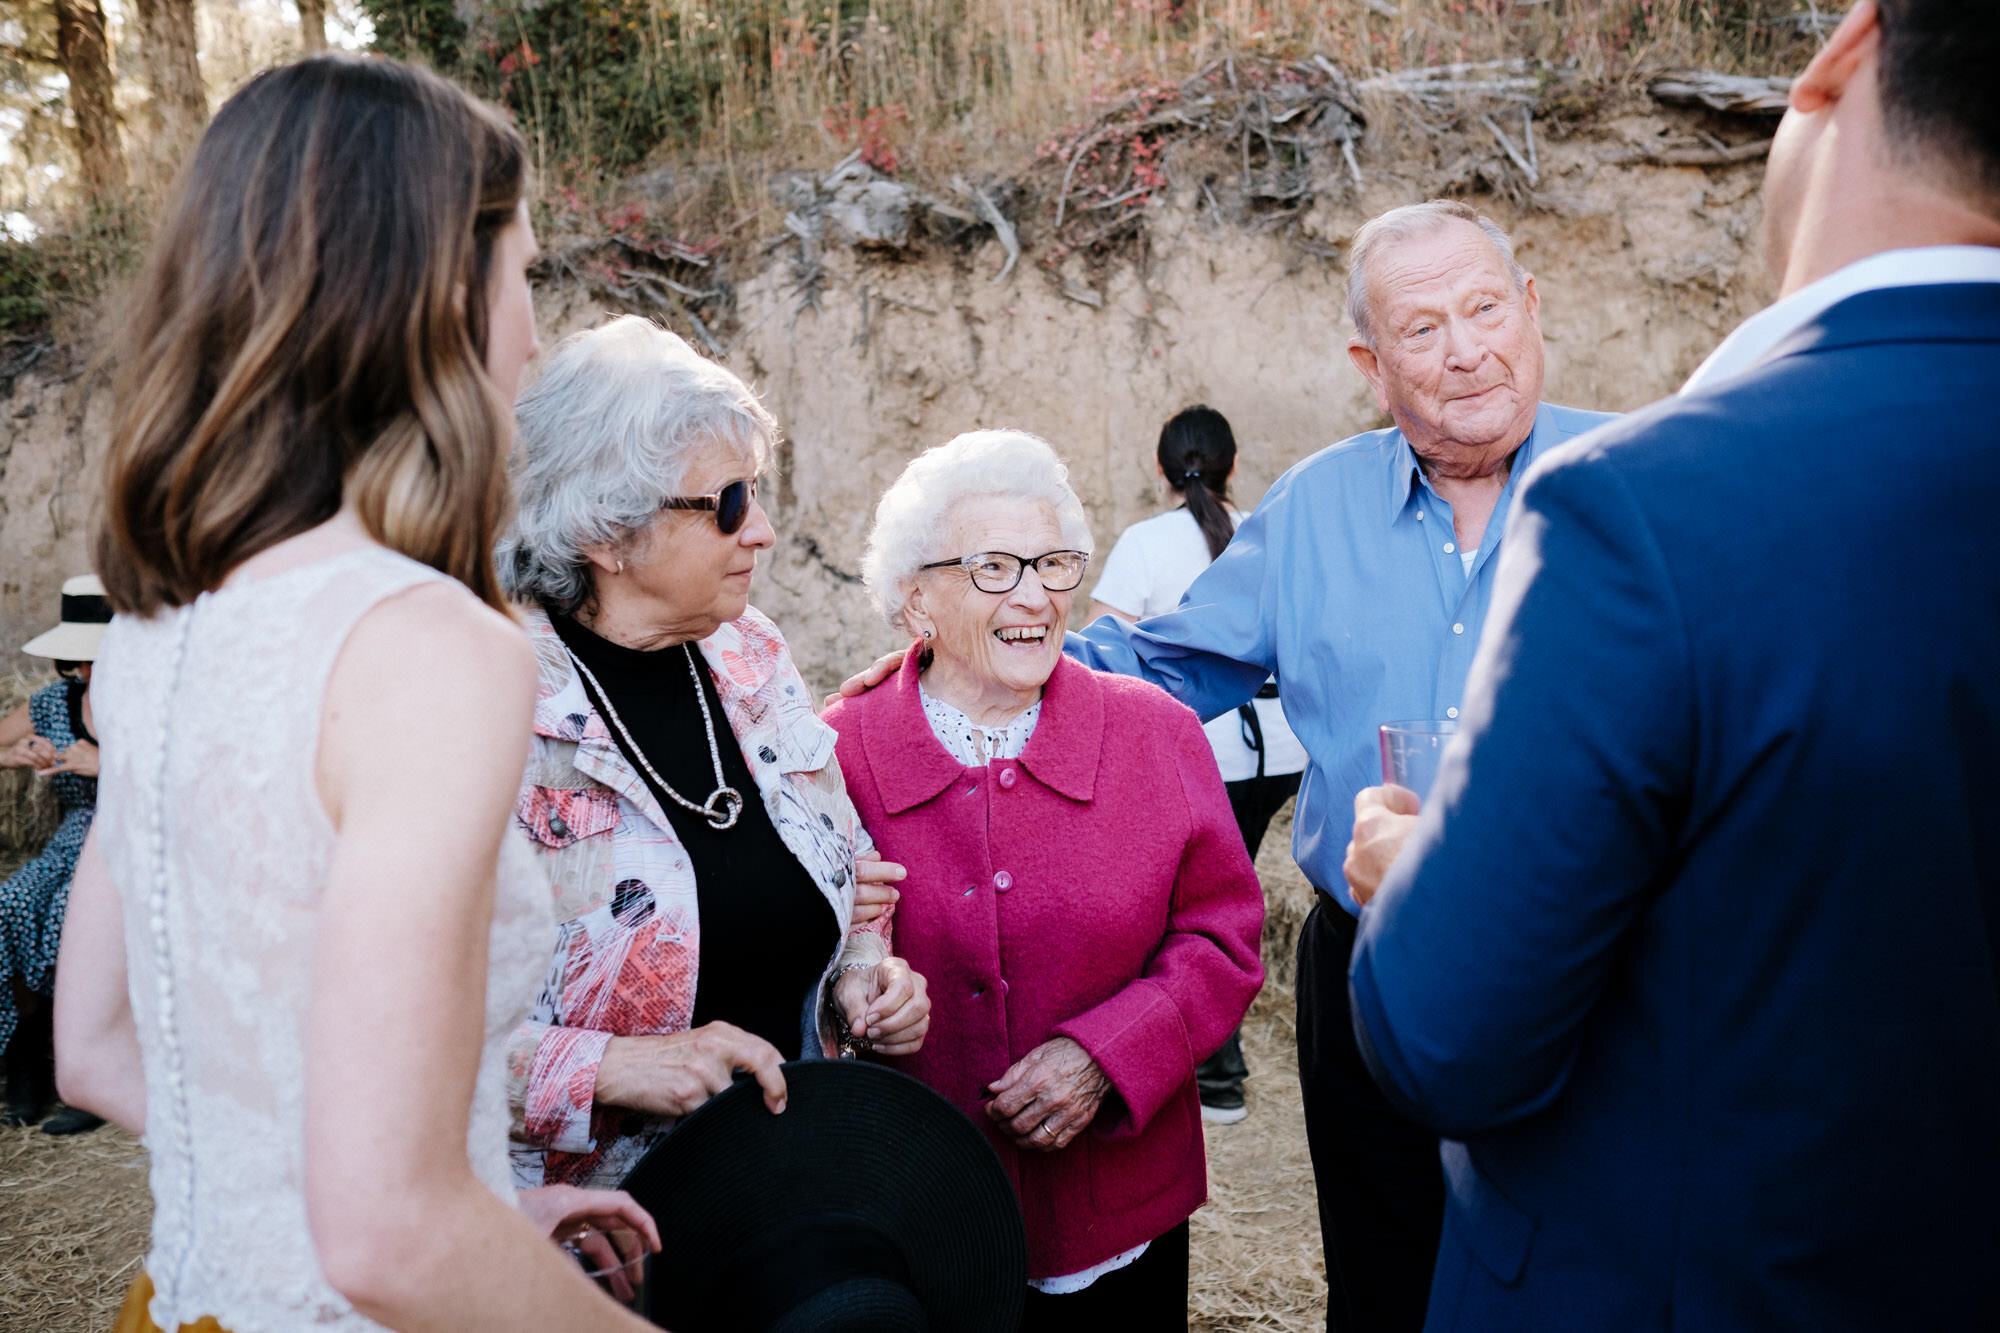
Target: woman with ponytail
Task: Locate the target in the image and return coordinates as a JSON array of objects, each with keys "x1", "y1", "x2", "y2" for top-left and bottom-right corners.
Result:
[
  {"x1": 51, "y1": 55, "x2": 657, "y2": 1333},
  {"x1": 1087, "y1": 405, "x2": 1306, "y2": 1125}
]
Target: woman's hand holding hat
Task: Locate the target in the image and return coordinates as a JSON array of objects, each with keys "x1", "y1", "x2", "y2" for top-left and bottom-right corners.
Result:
[
  {"x1": 985, "y1": 1037, "x2": 1111, "y2": 1152},
  {"x1": 595, "y1": 1021, "x2": 790, "y2": 1117},
  {"x1": 833, "y1": 957, "x2": 931, "y2": 1055}
]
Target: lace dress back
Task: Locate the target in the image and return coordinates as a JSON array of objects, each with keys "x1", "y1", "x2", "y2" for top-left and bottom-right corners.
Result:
[{"x1": 90, "y1": 546, "x2": 552, "y2": 1333}]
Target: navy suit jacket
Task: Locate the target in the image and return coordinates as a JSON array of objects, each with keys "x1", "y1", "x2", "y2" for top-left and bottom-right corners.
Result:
[{"x1": 1350, "y1": 282, "x2": 2000, "y2": 1332}]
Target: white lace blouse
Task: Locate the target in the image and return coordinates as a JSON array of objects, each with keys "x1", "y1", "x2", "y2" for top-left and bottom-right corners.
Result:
[
  {"x1": 91, "y1": 548, "x2": 552, "y2": 1332},
  {"x1": 917, "y1": 684, "x2": 1041, "y2": 765}
]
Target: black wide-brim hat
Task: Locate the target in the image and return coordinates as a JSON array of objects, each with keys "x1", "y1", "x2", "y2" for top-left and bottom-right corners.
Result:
[{"x1": 621, "y1": 1058, "x2": 1026, "y2": 1333}]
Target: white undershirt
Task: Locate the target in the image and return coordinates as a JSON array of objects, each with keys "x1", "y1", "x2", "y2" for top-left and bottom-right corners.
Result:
[
  {"x1": 916, "y1": 681, "x2": 1151, "y2": 1293},
  {"x1": 1460, "y1": 546, "x2": 1478, "y2": 576}
]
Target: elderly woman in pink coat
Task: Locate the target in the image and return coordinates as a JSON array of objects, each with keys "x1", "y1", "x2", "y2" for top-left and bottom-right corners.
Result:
[{"x1": 822, "y1": 430, "x2": 1264, "y2": 1331}]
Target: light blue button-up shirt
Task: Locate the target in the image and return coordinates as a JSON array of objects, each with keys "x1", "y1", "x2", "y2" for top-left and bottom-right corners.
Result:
[{"x1": 1068, "y1": 403, "x2": 1616, "y2": 913}]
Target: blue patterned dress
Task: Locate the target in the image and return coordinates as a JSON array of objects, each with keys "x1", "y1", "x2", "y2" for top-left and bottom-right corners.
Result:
[{"x1": 0, "y1": 679, "x2": 97, "y2": 1056}]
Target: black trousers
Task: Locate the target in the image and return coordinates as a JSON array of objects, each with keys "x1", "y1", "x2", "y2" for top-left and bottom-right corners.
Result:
[
  {"x1": 1195, "y1": 771, "x2": 1304, "y2": 1100},
  {"x1": 1016, "y1": 1220, "x2": 1190, "y2": 1332},
  {"x1": 1296, "y1": 896, "x2": 1445, "y2": 1332}
]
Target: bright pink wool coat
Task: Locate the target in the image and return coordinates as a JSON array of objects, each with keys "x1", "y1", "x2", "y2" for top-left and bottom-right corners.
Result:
[{"x1": 824, "y1": 647, "x2": 1265, "y2": 1279}]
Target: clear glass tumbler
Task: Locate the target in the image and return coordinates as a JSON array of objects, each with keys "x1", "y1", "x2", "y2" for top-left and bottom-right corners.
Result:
[{"x1": 1378, "y1": 720, "x2": 1460, "y2": 800}]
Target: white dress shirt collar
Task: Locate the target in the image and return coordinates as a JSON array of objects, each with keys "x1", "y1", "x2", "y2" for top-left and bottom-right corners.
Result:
[{"x1": 1681, "y1": 245, "x2": 2000, "y2": 396}]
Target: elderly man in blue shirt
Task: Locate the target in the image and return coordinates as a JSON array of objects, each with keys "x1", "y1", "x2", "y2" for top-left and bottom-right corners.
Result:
[
  {"x1": 837, "y1": 199, "x2": 1612, "y2": 1329},
  {"x1": 1068, "y1": 203, "x2": 1611, "y2": 1331}
]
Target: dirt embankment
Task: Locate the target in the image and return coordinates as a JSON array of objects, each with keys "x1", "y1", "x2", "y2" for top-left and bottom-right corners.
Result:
[{"x1": 0, "y1": 88, "x2": 1772, "y2": 692}]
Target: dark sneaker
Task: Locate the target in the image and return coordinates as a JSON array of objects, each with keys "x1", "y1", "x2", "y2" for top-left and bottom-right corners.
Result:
[
  {"x1": 41, "y1": 1105, "x2": 105, "y2": 1136},
  {"x1": 1199, "y1": 1088, "x2": 1248, "y2": 1125}
]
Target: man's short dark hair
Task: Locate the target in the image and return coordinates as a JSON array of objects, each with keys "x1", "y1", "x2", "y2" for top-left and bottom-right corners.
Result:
[{"x1": 1876, "y1": 0, "x2": 2000, "y2": 206}]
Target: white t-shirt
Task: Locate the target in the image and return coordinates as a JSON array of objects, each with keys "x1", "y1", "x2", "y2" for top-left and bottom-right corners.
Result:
[{"x1": 1090, "y1": 506, "x2": 1308, "y2": 783}]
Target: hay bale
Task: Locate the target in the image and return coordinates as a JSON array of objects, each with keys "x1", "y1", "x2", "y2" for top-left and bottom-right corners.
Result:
[
  {"x1": 0, "y1": 671, "x2": 60, "y2": 855},
  {"x1": 1253, "y1": 800, "x2": 1315, "y2": 992}
]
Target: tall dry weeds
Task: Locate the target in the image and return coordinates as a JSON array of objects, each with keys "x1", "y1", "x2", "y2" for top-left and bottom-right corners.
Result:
[{"x1": 493, "y1": 0, "x2": 1817, "y2": 224}]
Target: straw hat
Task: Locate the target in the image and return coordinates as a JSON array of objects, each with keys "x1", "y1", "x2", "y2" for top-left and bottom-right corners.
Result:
[
  {"x1": 21, "y1": 575, "x2": 110, "y2": 662},
  {"x1": 622, "y1": 1059, "x2": 1027, "y2": 1332}
]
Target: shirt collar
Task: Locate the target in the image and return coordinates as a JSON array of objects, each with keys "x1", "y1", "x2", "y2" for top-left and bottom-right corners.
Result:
[
  {"x1": 1382, "y1": 405, "x2": 1559, "y2": 528},
  {"x1": 866, "y1": 648, "x2": 1101, "y2": 813},
  {"x1": 1682, "y1": 245, "x2": 2000, "y2": 396}
]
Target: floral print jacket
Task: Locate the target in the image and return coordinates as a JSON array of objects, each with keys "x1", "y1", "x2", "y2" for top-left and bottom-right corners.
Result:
[{"x1": 506, "y1": 606, "x2": 890, "y2": 1189}]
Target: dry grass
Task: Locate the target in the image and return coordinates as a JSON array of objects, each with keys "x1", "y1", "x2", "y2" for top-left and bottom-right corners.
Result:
[
  {"x1": 0, "y1": 1120, "x2": 152, "y2": 1331},
  {"x1": 0, "y1": 813, "x2": 1331, "y2": 1330},
  {"x1": 553, "y1": 0, "x2": 1819, "y2": 227}
]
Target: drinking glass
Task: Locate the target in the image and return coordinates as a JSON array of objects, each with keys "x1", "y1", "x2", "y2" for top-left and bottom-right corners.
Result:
[{"x1": 1378, "y1": 720, "x2": 1459, "y2": 800}]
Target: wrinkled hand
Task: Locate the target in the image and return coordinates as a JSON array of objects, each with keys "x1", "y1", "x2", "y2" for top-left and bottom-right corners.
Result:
[
  {"x1": 986, "y1": 1037, "x2": 1110, "y2": 1152},
  {"x1": 595, "y1": 1021, "x2": 788, "y2": 1118},
  {"x1": 519, "y1": 1184, "x2": 660, "y2": 1304},
  {"x1": 37, "y1": 739, "x2": 98, "y2": 779},
  {"x1": 833, "y1": 956, "x2": 930, "y2": 1055},
  {"x1": 822, "y1": 649, "x2": 909, "y2": 711},
  {"x1": 0, "y1": 734, "x2": 57, "y2": 771},
  {"x1": 851, "y1": 852, "x2": 905, "y2": 925},
  {"x1": 1344, "y1": 784, "x2": 1422, "y2": 907}
]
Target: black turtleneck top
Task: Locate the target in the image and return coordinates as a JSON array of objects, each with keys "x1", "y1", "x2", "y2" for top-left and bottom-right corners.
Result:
[{"x1": 550, "y1": 612, "x2": 838, "y2": 1060}]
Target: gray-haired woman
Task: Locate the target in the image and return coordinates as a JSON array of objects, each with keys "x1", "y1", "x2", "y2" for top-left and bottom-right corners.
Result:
[{"x1": 497, "y1": 315, "x2": 929, "y2": 1191}]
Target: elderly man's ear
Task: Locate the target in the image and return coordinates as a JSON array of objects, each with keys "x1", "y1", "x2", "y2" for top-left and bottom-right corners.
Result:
[{"x1": 1789, "y1": 1, "x2": 1878, "y2": 116}]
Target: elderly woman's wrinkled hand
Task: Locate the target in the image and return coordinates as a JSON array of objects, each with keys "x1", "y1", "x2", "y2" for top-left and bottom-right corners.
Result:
[
  {"x1": 1344, "y1": 784, "x2": 1423, "y2": 907},
  {"x1": 594, "y1": 1021, "x2": 789, "y2": 1117},
  {"x1": 985, "y1": 1037, "x2": 1110, "y2": 1152},
  {"x1": 833, "y1": 957, "x2": 930, "y2": 1055},
  {"x1": 851, "y1": 853, "x2": 905, "y2": 925},
  {"x1": 823, "y1": 648, "x2": 909, "y2": 711}
]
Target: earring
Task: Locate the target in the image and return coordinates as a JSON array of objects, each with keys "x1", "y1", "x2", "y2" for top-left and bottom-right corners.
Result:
[
  {"x1": 616, "y1": 560, "x2": 625, "y2": 575},
  {"x1": 922, "y1": 629, "x2": 933, "y2": 640}
]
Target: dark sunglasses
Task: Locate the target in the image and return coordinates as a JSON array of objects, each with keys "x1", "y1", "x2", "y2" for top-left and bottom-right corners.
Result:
[
  {"x1": 661, "y1": 477, "x2": 758, "y2": 534},
  {"x1": 919, "y1": 549, "x2": 1090, "y2": 594}
]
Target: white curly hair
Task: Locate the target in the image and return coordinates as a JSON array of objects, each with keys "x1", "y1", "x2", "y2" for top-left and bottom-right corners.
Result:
[{"x1": 860, "y1": 429, "x2": 1093, "y2": 634}]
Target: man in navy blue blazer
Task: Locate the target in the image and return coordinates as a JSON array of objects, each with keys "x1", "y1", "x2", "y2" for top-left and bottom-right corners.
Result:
[{"x1": 1343, "y1": 3, "x2": 2000, "y2": 1329}]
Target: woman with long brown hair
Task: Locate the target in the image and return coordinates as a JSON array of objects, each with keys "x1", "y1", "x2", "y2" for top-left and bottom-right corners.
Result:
[{"x1": 51, "y1": 55, "x2": 657, "y2": 1333}]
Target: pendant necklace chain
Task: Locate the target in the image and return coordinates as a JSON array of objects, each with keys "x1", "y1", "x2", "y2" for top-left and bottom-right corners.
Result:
[{"x1": 563, "y1": 641, "x2": 744, "y2": 831}]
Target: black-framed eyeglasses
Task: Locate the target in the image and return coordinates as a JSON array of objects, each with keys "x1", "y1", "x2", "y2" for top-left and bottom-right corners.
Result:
[
  {"x1": 661, "y1": 477, "x2": 758, "y2": 534},
  {"x1": 919, "y1": 549, "x2": 1090, "y2": 594}
]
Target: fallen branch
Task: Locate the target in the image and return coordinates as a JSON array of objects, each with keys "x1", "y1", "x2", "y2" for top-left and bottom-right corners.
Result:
[
  {"x1": 1647, "y1": 69, "x2": 1791, "y2": 116},
  {"x1": 955, "y1": 177, "x2": 1019, "y2": 284},
  {"x1": 1054, "y1": 126, "x2": 1112, "y2": 232},
  {"x1": 1602, "y1": 138, "x2": 1774, "y2": 167},
  {"x1": 1481, "y1": 113, "x2": 1538, "y2": 186}
]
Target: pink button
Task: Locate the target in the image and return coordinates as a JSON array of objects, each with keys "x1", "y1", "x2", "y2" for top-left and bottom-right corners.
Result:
[
  {"x1": 993, "y1": 870, "x2": 1013, "y2": 891},
  {"x1": 999, "y1": 767, "x2": 1017, "y2": 789}
]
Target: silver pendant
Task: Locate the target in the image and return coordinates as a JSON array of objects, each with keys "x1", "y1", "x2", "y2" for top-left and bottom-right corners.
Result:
[{"x1": 702, "y1": 787, "x2": 744, "y2": 830}]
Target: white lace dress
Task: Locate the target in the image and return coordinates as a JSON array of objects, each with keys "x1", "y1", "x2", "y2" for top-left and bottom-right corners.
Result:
[{"x1": 90, "y1": 547, "x2": 553, "y2": 1333}]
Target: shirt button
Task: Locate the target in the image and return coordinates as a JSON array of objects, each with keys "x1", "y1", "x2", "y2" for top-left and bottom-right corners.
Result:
[
  {"x1": 1446, "y1": 707, "x2": 1459, "y2": 719},
  {"x1": 1452, "y1": 622, "x2": 1465, "y2": 635},
  {"x1": 1443, "y1": 542, "x2": 1455, "y2": 554},
  {"x1": 993, "y1": 870, "x2": 1013, "y2": 891},
  {"x1": 999, "y1": 767, "x2": 1017, "y2": 789},
  {"x1": 1416, "y1": 510, "x2": 1425, "y2": 521}
]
